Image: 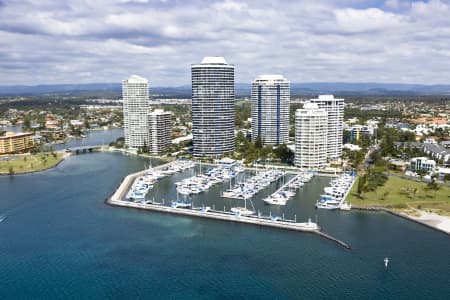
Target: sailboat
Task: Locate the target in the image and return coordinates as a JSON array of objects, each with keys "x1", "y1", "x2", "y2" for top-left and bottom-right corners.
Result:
[
  {"x1": 231, "y1": 196, "x2": 255, "y2": 216},
  {"x1": 384, "y1": 257, "x2": 389, "y2": 268},
  {"x1": 171, "y1": 191, "x2": 192, "y2": 208}
]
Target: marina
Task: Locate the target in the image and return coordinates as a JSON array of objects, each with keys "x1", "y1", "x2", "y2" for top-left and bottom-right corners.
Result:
[
  {"x1": 107, "y1": 160, "x2": 352, "y2": 248},
  {"x1": 126, "y1": 160, "x2": 195, "y2": 201},
  {"x1": 175, "y1": 161, "x2": 242, "y2": 196},
  {"x1": 3, "y1": 151, "x2": 450, "y2": 299},
  {"x1": 263, "y1": 172, "x2": 314, "y2": 206},
  {"x1": 315, "y1": 173, "x2": 357, "y2": 210},
  {"x1": 220, "y1": 168, "x2": 284, "y2": 200}
]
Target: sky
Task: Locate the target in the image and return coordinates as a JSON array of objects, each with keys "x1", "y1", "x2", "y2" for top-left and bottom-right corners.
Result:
[{"x1": 1, "y1": 0, "x2": 450, "y2": 86}]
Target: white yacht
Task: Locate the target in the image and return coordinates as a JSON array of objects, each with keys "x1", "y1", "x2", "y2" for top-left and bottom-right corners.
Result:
[
  {"x1": 231, "y1": 197, "x2": 255, "y2": 216},
  {"x1": 315, "y1": 194, "x2": 340, "y2": 209},
  {"x1": 171, "y1": 200, "x2": 192, "y2": 208},
  {"x1": 231, "y1": 207, "x2": 255, "y2": 216},
  {"x1": 315, "y1": 201, "x2": 339, "y2": 210},
  {"x1": 263, "y1": 196, "x2": 287, "y2": 206}
]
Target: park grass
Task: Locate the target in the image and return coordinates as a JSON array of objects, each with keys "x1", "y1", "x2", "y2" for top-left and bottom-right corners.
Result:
[
  {"x1": 347, "y1": 176, "x2": 450, "y2": 216},
  {"x1": 0, "y1": 153, "x2": 65, "y2": 174}
]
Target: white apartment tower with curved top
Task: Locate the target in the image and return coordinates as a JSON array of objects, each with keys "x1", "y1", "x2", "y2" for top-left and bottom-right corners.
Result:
[
  {"x1": 122, "y1": 75, "x2": 150, "y2": 149},
  {"x1": 309, "y1": 95, "x2": 344, "y2": 159},
  {"x1": 191, "y1": 57, "x2": 235, "y2": 157},
  {"x1": 295, "y1": 103, "x2": 328, "y2": 169},
  {"x1": 251, "y1": 75, "x2": 290, "y2": 146}
]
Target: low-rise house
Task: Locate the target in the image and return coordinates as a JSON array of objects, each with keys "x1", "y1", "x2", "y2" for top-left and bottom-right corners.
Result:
[
  {"x1": 423, "y1": 143, "x2": 450, "y2": 164},
  {"x1": 348, "y1": 125, "x2": 375, "y2": 142},
  {"x1": 409, "y1": 157, "x2": 436, "y2": 172}
]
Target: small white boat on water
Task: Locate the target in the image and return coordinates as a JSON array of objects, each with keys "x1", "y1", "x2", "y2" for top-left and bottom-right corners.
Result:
[
  {"x1": 384, "y1": 257, "x2": 389, "y2": 268},
  {"x1": 200, "y1": 206, "x2": 211, "y2": 212},
  {"x1": 263, "y1": 195, "x2": 287, "y2": 206},
  {"x1": 176, "y1": 186, "x2": 191, "y2": 195},
  {"x1": 315, "y1": 200, "x2": 340, "y2": 210},
  {"x1": 231, "y1": 197, "x2": 255, "y2": 216},
  {"x1": 171, "y1": 200, "x2": 192, "y2": 208},
  {"x1": 231, "y1": 207, "x2": 255, "y2": 216}
]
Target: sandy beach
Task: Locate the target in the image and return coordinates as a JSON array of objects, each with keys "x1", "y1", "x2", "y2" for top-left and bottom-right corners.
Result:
[{"x1": 406, "y1": 210, "x2": 450, "y2": 234}]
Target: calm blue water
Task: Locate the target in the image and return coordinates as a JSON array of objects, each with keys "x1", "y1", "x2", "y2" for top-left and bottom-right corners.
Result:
[
  {"x1": 1, "y1": 152, "x2": 449, "y2": 299},
  {"x1": 49, "y1": 128, "x2": 124, "y2": 151}
]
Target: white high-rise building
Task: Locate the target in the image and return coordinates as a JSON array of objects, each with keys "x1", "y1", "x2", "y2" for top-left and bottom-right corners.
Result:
[
  {"x1": 309, "y1": 95, "x2": 344, "y2": 159},
  {"x1": 191, "y1": 57, "x2": 235, "y2": 157},
  {"x1": 295, "y1": 103, "x2": 328, "y2": 169},
  {"x1": 122, "y1": 75, "x2": 150, "y2": 149},
  {"x1": 149, "y1": 109, "x2": 172, "y2": 155},
  {"x1": 251, "y1": 75, "x2": 290, "y2": 146}
]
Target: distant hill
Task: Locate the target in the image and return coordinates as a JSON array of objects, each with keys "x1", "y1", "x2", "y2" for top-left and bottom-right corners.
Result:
[{"x1": 1, "y1": 82, "x2": 450, "y2": 96}]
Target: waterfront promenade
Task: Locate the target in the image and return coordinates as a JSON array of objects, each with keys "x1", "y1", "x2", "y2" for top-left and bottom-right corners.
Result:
[{"x1": 106, "y1": 162, "x2": 351, "y2": 249}]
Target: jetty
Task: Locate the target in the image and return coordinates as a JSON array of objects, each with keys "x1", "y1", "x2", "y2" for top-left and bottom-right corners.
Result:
[
  {"x1": 106, "y1": 162, "x2": 351, "y2": 249},
  {"x1": 340, "y1": 175, "x2": 358, "y2": 205},
  {"x1": 220, "y1": 169, "x2": 284, "y2": 200}
]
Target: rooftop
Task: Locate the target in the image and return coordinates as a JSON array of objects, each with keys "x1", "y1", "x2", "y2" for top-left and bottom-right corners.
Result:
[
  {"x1": 303, "y1": 102, "x2": 320, "y2": 110},
  {"x1": 0, "y1": 131, "x2": 34, "y2": 139},
  {"x1": 123, "y1": 75, "x2": 148, "y2": 84},
  {"x1": 318, "y1": 95, "x2": 335, "y2": 100},
  {"x1": 254, "y1": 74, "x2": 287, "y2": 81},
  {"x1": 200, "y1": 56, "x2": 227, "y2": 65}
]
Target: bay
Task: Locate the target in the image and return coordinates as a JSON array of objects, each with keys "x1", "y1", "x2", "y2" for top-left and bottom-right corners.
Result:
[{"x1": 0, "y1": 151, "x2": 449, "y2": 299}]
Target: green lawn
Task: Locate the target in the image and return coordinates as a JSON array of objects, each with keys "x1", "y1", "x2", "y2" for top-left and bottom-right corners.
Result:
[
  {"x1": 0, "y1": 153, "x2": 64, "y2": 174},
  {"x1": 347, "y1": 176, "x2": 450, "y2": 216}
]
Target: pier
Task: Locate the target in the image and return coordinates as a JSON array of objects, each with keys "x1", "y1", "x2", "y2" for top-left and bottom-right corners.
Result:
[
  {"x1": 106, "y1": 162, "x2": 352, "y2": 249},
  {"x1": 341, "y1": 175, "x2": 358, "y2": 206},
  {"x1": 220, "y1": 169, "x2": 284, "y2": 200},
  {"x1": 271, "y1": 173, "x2": 305, "y2": 196}
]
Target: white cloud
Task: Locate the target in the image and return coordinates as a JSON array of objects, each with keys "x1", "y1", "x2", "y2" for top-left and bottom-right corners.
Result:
[
  {"x1": 333, "y1": 8, "x2": 405, "y2": 33},
  {"x1": 0, "y1": 0, "x2": 450, "y2": 85}
]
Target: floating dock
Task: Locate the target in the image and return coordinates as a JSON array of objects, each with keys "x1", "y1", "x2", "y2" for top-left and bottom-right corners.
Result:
[
  {"x1": 341, "y1": 176, "x2": 358, "y2": 206},
  {"x1": 271, "y1": 173, "x2": 305, "y2": 196},
  {"x1": 220, "y1": 170, "x2": 284, "y2": 200},
  {"x1": 106, "y1": 161, "x2": 351, "y2": 249}
]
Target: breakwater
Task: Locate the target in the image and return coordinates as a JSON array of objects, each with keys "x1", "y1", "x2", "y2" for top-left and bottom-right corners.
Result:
[{"x1": 105, "y1": 162, "x2": 352, "y2": 249}]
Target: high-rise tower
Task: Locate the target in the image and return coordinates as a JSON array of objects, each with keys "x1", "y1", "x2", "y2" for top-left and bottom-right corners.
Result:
[
  {"x1": 251, "y1": 75, "x2": 290, "y2": 146},
  {"x1": 295, "y1": 103, "x2": 328, "y2": 169},
  {"x1": 148, "y1": 109, "x2": 172, "y2": 155},
  {"x1": 122, "y1": 75, "x2": 150, "y2": 149},
  {"x1": 309, "y1": 95, "x2": 344, "y2": 159},
  {"x1": 191, "y1": 57, "x2": 235, "y2": 157}
]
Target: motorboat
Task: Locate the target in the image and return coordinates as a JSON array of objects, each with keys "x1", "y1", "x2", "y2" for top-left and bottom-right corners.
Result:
[
  {"x1": 231, "y1": 207, "x2": 255, "y2": 216},
  {"x1": 315, "y1": 200, "x2": 340, "y2": 210},
  {"x1": 176, "y1": 186, "x2": 191, "y2": 195},
  {"x1": 200, "y1": 206, "x2": 211, "y2": 212},
  {"x1": 171, "y1": 200, "x2": 192, "y2": 208},
  {"x1": 263, "y1": 196, "x2": 287, "y2": 206}
]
